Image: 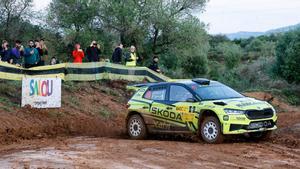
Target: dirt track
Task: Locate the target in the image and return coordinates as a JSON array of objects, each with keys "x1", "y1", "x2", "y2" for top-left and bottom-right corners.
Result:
[
  {"x1": 0, "y1": 103, "x2": 299, "y2": 169},
  {"x1": 0, "y1": 136, "x2": 299, "y2": 169},
  {"x1": 0, "y1": 81, "x2": 299, "y2": 169}
]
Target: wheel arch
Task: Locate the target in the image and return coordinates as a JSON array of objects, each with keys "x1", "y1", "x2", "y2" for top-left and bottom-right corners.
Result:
[
  {"x1": 126, "y1": 111, "x2": 146, "y2": 128},
  {"x1": 198, "y1": 109, "x2": 222, "y2": 134}
]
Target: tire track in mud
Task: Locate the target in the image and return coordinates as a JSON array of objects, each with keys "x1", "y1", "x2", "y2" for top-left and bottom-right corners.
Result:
[{"x1": 0, "y1": 137, "x2": 299, "y2": 169}]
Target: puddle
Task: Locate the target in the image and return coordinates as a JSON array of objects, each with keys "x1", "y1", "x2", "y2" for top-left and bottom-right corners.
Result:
[{"x1": 0, "y1": 147, "x2": 78, "y2": 169}]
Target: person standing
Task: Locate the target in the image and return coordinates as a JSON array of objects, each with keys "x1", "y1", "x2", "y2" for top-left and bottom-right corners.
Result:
[
  {"x1": 10, "y1": 40, "x2": 24, "y2": 65},
  {"x1": 24, "y1": 40, "x2": 39, "y2": 68},
  {"x1": 125, "y1": 45, "x2": 138, "y2": 67},
  {"x1": 86, "y1": 40, "x2": 101, "y2": 62},
  {"x1": 148, "y1": 55, "x2": 161, "y2": 73},
  {"x1": 0, "y1": 40, "x2": 10, "y2": 62},
  {"x1": 35, "y1": 40, "x2": 43, "y2": 66},
  {"x1": 39, "y1": 39, "x2": 48, "y2": 65},
  {"x1": 50, "y1": 57, "x2": 59, "y2": 65},
  {"x1": 112, "y1": 43, "x2": 123, "y2": 64},
  {"x1": 72, "y1": 43, "x2": 85, "y2": 63}
]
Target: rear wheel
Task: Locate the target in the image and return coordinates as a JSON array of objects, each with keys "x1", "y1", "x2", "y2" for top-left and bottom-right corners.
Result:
[
  {"x1": 127, "y1": 114, "x2": 147, "y2": 140},
  {"x1": 200, "y1": 116, "x2": 224, "y2": 144}
]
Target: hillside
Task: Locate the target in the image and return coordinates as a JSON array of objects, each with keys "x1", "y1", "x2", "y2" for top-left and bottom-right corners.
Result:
[{"x1": 226, "y1": 23, "x2": 300, "y2": 39}]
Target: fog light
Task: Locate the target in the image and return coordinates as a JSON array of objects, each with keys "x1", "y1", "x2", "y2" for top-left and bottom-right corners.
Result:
[{"x1": 223, "y1": 115, "x2": 229, "y2": 121}]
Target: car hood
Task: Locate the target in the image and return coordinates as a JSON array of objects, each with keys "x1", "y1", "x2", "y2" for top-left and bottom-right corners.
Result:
[{"x1": 211, "y1": 97, "x2": 272, "y2": 110}]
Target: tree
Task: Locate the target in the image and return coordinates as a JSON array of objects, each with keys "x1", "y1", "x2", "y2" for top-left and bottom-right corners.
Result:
[
  {"x1": 217, "y1": 42, "x2": 243, "y2": 69},
  {"x1": 0, "y1": 0, "x2": 33, "y2": 40},
  {"x1": 275, "y1": 29, "x2": 300, "y2": 84},
  {"x1": 48, "y1": 0, "x2": 98, "y2": 42}
]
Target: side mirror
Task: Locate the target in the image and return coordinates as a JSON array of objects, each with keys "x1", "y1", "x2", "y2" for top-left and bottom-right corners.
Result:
[{"x1": 186, "y1": 98, "x2": 197, "y2": 103}]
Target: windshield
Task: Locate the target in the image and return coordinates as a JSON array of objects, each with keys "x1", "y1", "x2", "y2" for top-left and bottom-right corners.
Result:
[{"x1": 190, "y1": 84, "x2": 244, "y2": 101}]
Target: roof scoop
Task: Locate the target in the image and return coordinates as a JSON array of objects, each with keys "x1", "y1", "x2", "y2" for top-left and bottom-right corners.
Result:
[{"x1": 192, "y1": 78, "x2": 210, "y2": 85}]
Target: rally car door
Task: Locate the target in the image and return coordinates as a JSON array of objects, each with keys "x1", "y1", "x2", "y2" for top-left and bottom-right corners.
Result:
[
  {"x1": 166, "y1": 84, "x2": 199, "y2": 133},
  {"x1": 143, "y1": 85, "x2": 173, "y2": 131}
]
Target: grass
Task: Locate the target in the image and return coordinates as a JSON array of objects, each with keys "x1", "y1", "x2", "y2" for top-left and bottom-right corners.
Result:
[{"x1": 97, "y1": 106, "x2": 114, "y2": 119}]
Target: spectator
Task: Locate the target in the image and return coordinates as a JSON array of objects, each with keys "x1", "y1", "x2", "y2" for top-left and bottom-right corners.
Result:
[
  {"x1": 50, "y1": 57, "x2": 59, "y2": 65},
  {"x1": 39, "y1": 39, "x2": 48, "y2": 65},
  {"x1": 24, "y1": 40, "x2": 39, "y2": 68},
  {"x1": 72, "y1": 43, "x2": 85, "y2": 63},
  {"x1": 0, "y1": 40, "x2": 10, "y2": 62},
  {"x1": 112, "y1": 43, "x2": 123, "y2": 64},
  {"x1": 148, "y1": 55, "x2": 161, "y2": 73},
  {"x1": 125, "y1": 45, "x2": 138, "y2": 67},
  {"x1": 10, "y1": 40, "x2": 24, "y2": 65},
  {"x1": 35, "y1": 40, "x2": 44, "y2": 66},
  {"x1": 86, "y1": 40, "x2": 101, "y2": 62}
]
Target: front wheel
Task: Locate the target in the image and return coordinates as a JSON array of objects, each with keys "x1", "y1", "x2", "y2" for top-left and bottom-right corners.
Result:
[
  {"x1": 200, "y1": 116, "x2": 224, "y2": 144},
  {"x1": 127, "y1": 114, "x2": 147, "y2": 140}
]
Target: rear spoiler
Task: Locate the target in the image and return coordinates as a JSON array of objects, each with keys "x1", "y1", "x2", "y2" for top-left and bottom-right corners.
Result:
[{"x1": 126, "y1": 83, "x2": 155, "y2": 91}]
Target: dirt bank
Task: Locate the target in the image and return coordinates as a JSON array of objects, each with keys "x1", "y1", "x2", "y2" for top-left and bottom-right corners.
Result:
[{"x1": 0, "y1": 81, "x2": 131, "y2": 145}]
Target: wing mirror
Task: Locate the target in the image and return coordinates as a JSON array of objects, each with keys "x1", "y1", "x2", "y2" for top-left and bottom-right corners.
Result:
[{"x1": 186, "y1": 98, "x2": 197, "y2": 103}]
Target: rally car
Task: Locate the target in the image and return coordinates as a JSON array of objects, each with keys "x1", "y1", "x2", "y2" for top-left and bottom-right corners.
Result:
[{"x1": 126, "y1": 79, "x2": 277, "y2": 143}]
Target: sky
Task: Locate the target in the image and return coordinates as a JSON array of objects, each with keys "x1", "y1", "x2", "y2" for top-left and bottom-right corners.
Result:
[{"x1": 34, "y1": 0, "x2": 300, "y2": 34}]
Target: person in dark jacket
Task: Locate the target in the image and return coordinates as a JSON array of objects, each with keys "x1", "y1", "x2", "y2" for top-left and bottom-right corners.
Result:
[
  {"x1": 10, "y1": 40, "x2": 24, "y2": 65},
  {"x1": 35, "y1": 40, "x2": 44, "y2": 66},
  {"x1": 86, "y1": 40, "x2": 101, "y2": 62},
  {"x1": 0, "y1": 40, "x2": 10, "y2": 62},
  {"x1": 112, "y1": 43, "x2": 123, "y2": 64},
  {"x1": 148, "y1": 55, "x2": 161, "y2": 73}
]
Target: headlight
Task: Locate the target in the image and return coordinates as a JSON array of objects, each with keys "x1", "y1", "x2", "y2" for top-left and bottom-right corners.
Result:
[
  {"x1": 271, "y1": 107, "x2": 276, "y2": 115},
  {"x1": 224, "y1": 109, "x2": 245, "y2": 115}
]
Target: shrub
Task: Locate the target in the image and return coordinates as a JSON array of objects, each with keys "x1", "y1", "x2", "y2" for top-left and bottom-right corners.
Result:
[
  {"x1": 216, "y1": 42, "x2": 243, "y2": 69},
  {"x1": 274, "y1": 29, "x2": 300, "y2": 84}
]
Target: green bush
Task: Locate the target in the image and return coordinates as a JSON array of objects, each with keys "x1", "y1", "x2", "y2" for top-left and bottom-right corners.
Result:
[
  {"x1": 216, "y1": 42, "x2": 243, "y2": 69},
  {"x1": 274, "y1": 29, "x2": 300, "y2": 84},
  {"x1": 181, "y1": 53, "x2": 208, "y2": 77}
]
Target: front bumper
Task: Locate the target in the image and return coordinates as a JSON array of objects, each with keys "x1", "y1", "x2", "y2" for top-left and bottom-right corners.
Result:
[{"x1": 221, "y1": 114, "x2": 277, "y2": 134}]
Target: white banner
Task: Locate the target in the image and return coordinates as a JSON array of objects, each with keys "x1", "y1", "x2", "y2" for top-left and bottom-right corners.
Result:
[{"x1": 21, "y1": 77, "x2": 62, "y2": 108}]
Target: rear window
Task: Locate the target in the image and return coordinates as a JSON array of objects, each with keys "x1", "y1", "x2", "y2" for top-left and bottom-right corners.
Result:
[{"x1": 143, "y1": 86, "x2": 166, "y2": 101}]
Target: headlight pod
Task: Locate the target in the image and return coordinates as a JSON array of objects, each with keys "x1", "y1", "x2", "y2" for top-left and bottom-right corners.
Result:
[
  {"x1": 224, "y1": 109, "x2": 245, "y2": 115},
  {"x1": 271, "y1": 107, "x2": 277, "y2": 115}
]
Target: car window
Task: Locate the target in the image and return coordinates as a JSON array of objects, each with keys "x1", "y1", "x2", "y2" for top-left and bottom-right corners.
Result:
[
  {"x1": 169, "y1": 85, "x2": 194, "y2": 102},
  {"x1": 143, "y1": 87, "x2": 166, "y2": 101}
]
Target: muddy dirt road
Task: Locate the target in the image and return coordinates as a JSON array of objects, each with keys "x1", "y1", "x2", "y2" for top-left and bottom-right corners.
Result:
[
  {"x1": 0, "y1": 82, "x2": 299, "y2": 169},
  {"x1": 0, "y1": 136, "x2": 299, "y2": 169}
]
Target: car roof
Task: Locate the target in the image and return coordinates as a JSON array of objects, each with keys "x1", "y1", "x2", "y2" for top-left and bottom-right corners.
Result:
[{"x1": 144, "y1": 79, "x2": 222, "y2": 88}]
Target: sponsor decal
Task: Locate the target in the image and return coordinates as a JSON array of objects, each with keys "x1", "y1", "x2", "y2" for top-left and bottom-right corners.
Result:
[
  {"x1": 29, "y1": 79, "x2": 53, "y2": 97},
  {"x1": 154, "y1": 120, "x2": 171, "y2": 129},
  {"x1": 22, "y1": 78, "x2": 61, "y2": 108},
  {"x1": 182, "y1": 113, "x2": 194, "y2": 122},
  {"x1": 151, "y1": 107, "x2": 182, "y2": 121},
  {"x1": 236, "y1": 102, "x2": 264, "y2": 108},
  {"x1": 176, "y1": 106, "x2": 189, "y2": 113}
]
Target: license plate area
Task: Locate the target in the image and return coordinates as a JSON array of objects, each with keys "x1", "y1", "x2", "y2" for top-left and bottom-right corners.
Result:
[{"x1": 248, "y1": 120, "x2": 273, "y2": 130}]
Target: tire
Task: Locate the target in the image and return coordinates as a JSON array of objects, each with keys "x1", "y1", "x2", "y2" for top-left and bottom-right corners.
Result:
[
  {"x1": 248, "y1": 131, "x2": 272, "y2": 141},
  {"x1": 127, "y1": 114, "x2": 147, "y2": 140},
  {"x1": 200, "y1": 116, "x2": 224, "y2": 144}
]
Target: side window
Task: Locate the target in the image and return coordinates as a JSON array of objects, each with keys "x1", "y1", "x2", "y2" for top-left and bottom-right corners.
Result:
[
  {"x1": 169, "y1": 85, "x2": 194, "y2": 102},
  {"x1": 143, "y1": 87, "x2": 166, "y2": 101}
]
